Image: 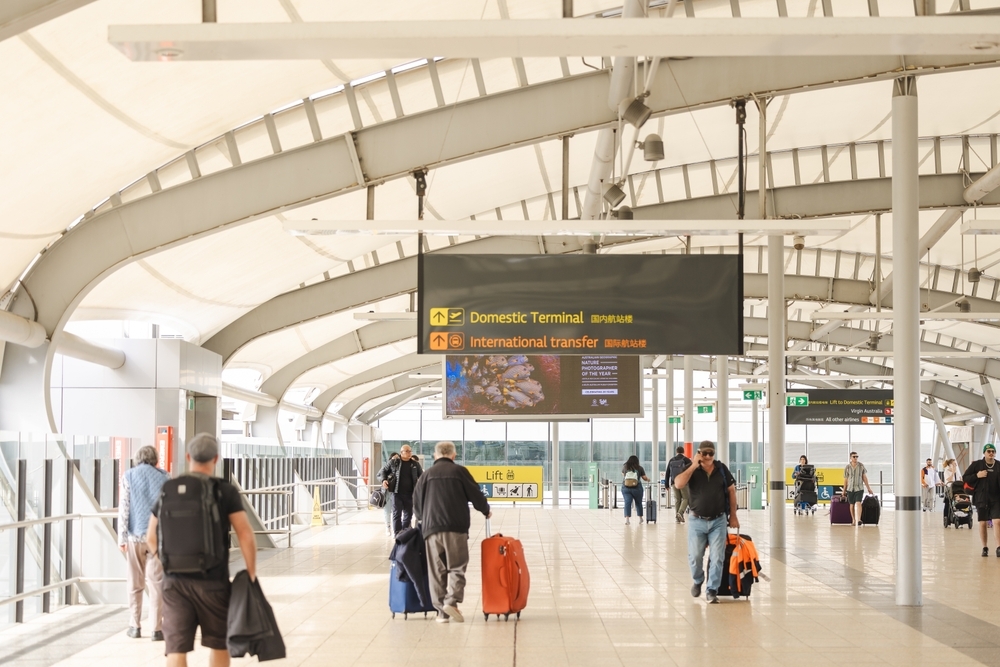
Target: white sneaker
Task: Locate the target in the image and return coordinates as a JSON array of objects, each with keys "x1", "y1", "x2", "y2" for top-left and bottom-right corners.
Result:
[
  {"x1": 443, "y1": 605, "x2": 465, "y2": 623},
  {"x1": 625, "y1": 517, "x2": 631, "y2": 525},
  {"x1": 639, "y1": 516, "x2": 644, "y2": 524},
  {"x1": 435, "y1": 614, "x2": 450, "y2": 624}
]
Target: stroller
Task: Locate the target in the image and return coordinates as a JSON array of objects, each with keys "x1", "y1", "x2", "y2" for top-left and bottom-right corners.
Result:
[
  {"x1": 793, "y1": 465, "x2": 818, "y2": 515},
  {"x1": 944, "y1": 480, "x2": 974, "y2": 529}
]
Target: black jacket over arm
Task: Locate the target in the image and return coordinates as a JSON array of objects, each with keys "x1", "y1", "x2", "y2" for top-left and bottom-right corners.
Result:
[
  {"x1": 413, "y1": 458, "x2": 490, "y2": 539},
  {"x1": 227, "y1": 570, "x2": 285, "y2": 661}
]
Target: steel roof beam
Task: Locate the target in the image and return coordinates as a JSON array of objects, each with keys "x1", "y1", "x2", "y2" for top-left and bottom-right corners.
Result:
[{"x1": 0, "y1": 0, "x2": 96, "y2": 42}]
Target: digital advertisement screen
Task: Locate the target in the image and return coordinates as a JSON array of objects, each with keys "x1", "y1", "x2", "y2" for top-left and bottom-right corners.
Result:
[
  {"x1": 418, "y1": 253, "x2": 743, "y2": 356},
  {"x1": 443, "y1": 354, "x2": 642, "y2": 419}
]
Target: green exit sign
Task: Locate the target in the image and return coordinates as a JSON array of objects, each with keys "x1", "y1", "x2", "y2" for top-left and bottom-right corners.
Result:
[
  {"x1": 743, "y1": 390, "x2": 763, "y2": 401},
  {"x1": 667, "y1": 416, "x2": 682, "y2": 424},
  {"x1": 786, "y1": 394, "x2": 809, "y2": 407},
  {"x1": 697, "y1": 405, "x2": 714, "y2": 414}
]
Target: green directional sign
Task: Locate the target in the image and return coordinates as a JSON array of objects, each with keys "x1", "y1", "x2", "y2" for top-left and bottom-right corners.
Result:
[
  {"x1": 697, "y1": 405, "x2": 714, "y2": 414},
  {"x1": 743, "y1": 390, "x2": 763, "y2": 401},
  {"x1": 667, "y1": 416, "x2": 682, "y2": 424},
  {"x1": 786, "y1": 394, "x2": 809, "y2": 407}
]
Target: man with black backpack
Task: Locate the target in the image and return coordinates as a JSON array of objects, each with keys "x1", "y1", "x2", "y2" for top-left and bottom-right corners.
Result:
[
  {"x1": 667, "y1": 446, "x2": 692, "y2": 524},
  {"x1": 146, "y1": 433, "x2": 257, "y2": 666}
]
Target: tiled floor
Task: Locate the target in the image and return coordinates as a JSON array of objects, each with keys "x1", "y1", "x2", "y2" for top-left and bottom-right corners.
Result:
[{"x1": 4, "y1": 504, "x2": 1000, "y2": 667}]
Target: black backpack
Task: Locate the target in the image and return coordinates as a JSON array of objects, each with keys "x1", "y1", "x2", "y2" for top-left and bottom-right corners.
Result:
[
  {"x1": 157, "y1": 475, "x2": 227, "y2": 575},
  {"x1": 668, "y1": 456, "x2": 690, "y2": 483}
]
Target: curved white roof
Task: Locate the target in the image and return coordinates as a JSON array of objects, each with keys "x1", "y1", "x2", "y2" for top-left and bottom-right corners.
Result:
[{"x1": 5, "y1": 0, "x2": 1000, "y2": 427}]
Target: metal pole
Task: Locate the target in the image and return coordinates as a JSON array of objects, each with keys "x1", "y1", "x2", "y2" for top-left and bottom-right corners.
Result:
[
  {"x1": 15, "y1": 460, "x2": 26, "y2": 622},
  {"x1": 42, "y1": 459, "x2": 53, "y2": 613},
  {"x1": 551, "y1": 421, "x2": 560, "y2": 507},
  {"x1": 65, "y1": 460, "x2": 77, "y2": 605},
  {"x1": 893, "y1": 75, "x2": 921, "y2": 607},
  {"x1": 652, "y1": 371, "x2": 660, "y2": 495},
  {"x1": 202, "y1": 0, "x2": 217, "y2": 23},
  {"x1": 666, "y1": 357, "x2": 674, "y2": 458},
  {"x1": 366, "y1": 184, "x2": 375, "y2": 220},
  {"x1": 758, "y1": 97, "x2": 767, "y2": 220},
  {"x1": 717, "y1": 356, "x2": 729, "y2": 465},
  {"x1": 684, "y1": 355, "x2": 694, "y2": 457},
  {"x1": 562, "y1": 136, "x2": 570, "y2": 220},
  {"x1": 563, "y1": 0, "x2": 573, "y2": 18},
  {"x1": 875, "y1": 214, "x2": 883, "y2": 312},
  {"x1": 752, "y1": 398, "x2": 759, "y2": 463},
  {"x1": 568, "y1": 468, "x2": 573, "y2": 506},
  {"x1": 768, "y1": 233, "x2": 786, "y2": 549}
]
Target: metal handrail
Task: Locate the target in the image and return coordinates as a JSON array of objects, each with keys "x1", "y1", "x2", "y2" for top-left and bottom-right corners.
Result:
[
  {"x1": 0, "y1": 577, "x2": 126, "y2": 608},
  {"x1": 238, "y1": 489, "x2": 294, "y2": 548},
  {"x1": 0, "y1": 512, "x2": 116, "y2": 532}
]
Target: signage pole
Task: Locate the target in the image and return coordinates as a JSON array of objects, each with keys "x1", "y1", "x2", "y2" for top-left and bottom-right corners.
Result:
[
  {"x1": 652, "y1": 371, "x2": 660, "y2": 494},
  {"x1": 751, "y1": 397, "x2": 759, "y2": 463},
  {"x1": 551, "y1": 421, "x2": 560, "y2": 508},
  {"x1": 684, "y1": 355, "x2": 694, "y2": 458},
  {"x1": 767, "y1": 239, "x2": 786, "y2": 547},
  {"x1": 666, "y1": 357, "x2": 674, "y2": 457},
  {"x1": 717, "y1": 355, "x2": 729, "y2": 465}
]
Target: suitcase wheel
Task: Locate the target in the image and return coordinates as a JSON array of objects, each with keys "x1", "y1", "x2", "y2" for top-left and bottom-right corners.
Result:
[
  {"x1": 505, "y1": 614, "x2": 510, "y2": 621},
  {"x1": 424, "y1": 612, "x2": 428, "y2": 618},
  {"x1": 516, "y1": 611, "x2": 521, "y2": 619},
  {"x1": 392, "y1": 613, "x2": 396, "y2": 619},
  {"x1": 404, "y1": 613, "x2": 408, "y2": 620},
  {"x1": 484, "y1": 613, "x2": 489, "y2": 621}
]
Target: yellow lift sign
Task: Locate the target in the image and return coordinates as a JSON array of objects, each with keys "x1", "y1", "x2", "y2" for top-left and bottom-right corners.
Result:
[{"x1": 466, "y1": 465, "x2": 544, "y2": 502}]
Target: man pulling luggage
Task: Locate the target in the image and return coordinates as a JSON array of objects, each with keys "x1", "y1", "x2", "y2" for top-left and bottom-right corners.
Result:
[{"x1": 673, "y1": 440, "x2": 739, "y2": 604}]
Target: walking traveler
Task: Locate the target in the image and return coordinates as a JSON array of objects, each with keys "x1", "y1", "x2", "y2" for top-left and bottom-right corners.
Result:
[
  {"x1": 842, "y1": 452, "x2": 874, "y2": 526},
  {"x1": 673, "y1": 440, "x2": 739, "y2": 604},
  {"x1": 379, "y1": 444, "x2": 423, "y2": 536},
  {"x1": 963, "y1": 444, "x2": 1000, "y2": 557},
  {"x1": 118, "y1": 445, "x2": 169, "y2": 641},
  {"x1": 793, "y1": 455, "x2": 809, "y2": 480},
  {"x1": 412, "y1": 441, "x2": 491, "y2": 624},
  {"x1": 146, "y1": 433, "x2": 258, "y2": 667},
  {"x1": 380, "y1": 452, "x2": 400, "y2": 535},
  {"x1": 921, "y1": 458, "x2": 940, "y2": 511},
  {"x1": 621, "y1": 455, "x2": 650, "y2": 525},
  {"x1": 667, "y1": 446, "x2": 692, "y2": 523}
]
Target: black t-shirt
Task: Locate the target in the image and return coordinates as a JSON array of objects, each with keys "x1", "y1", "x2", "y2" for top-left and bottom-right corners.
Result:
[
  {"x1": 963, "y1": 460, "x2": 1000, "y2": 506},
  {"x1": 152, "y1": 476, "x2": 244, "y2": 581},
  {"x1": 397, "y1": 460, "x2": 415, "y2": 496},
  {"x1": 686, "y1": 463, "x2": 735, "y2": 518}
]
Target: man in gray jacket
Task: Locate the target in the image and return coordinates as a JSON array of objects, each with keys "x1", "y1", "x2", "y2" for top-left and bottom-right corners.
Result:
[{"x1": 413, "y1": 441, "x2": 491, "y2": 624}]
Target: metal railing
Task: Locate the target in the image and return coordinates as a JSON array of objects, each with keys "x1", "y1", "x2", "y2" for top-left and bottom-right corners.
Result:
[{"x1": 0, "y1": 511, "x2": 123, "y2": 620}]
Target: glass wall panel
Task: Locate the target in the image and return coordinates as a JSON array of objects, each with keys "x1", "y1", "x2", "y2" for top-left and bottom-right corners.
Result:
[
  {"x1": 464, "y1": 421, "x2": 506, "y2": 464},
  {"x1": 421, "y1": 412, "x2": 463, "y2": 460}
]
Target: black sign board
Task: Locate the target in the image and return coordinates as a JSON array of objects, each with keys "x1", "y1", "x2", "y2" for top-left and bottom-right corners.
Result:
[
  {"x1": 785, "y1": 389, "x2": 894, "y2": 425},
  {"x1": 418, "y1": 254, "x2": 743, "y2": 355}
]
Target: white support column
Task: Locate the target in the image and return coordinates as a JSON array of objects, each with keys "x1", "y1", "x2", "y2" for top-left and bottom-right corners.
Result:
[
  {"x1": 684, "y1": 355, "x2": 694, "y2": 457},
  {"x1": 979, "y1": 375, "x2": 1000, "y2": 433},
  {"x1": 551, "y1": 421, "x2": 560, "y2": 508},
  {"x1": 768, "y1": 234, "x2": 786, "y2": 549},
  {"x1": 892, "y1": 75, "x2": 922, "y2": 607},
  {"x1": 752, "y1": 398, "x2": 759, "y2": 463},
  {"x1": 666, "y1": 356, "x2": 675, "y2": 456},
  {"x1": 717, "y1": 355, "x2": 729, "y2": 465},
  {"x1": 652, "y1": 372, "x2": 660, "y2": 490}
]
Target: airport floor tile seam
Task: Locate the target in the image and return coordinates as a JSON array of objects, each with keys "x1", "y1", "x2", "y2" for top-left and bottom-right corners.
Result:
[{"x1": 2, "y1": 507, "x2": 999, "y2": 667}]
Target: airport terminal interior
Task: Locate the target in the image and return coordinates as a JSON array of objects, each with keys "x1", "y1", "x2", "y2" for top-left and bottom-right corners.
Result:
[{"x1": 3, "y1": 0, "x2": 1000, "y2": 665}]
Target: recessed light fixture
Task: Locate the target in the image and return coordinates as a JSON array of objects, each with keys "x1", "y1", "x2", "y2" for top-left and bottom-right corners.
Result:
[{"x1": 155, "y1": 47, "x2": 184, "y2": 60}]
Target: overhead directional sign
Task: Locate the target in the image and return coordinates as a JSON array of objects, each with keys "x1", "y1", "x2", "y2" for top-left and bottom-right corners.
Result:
[
  {"x1": 419, "y1": 254, "x2": 743, "y2": 355},
  {"x1": 786, "y1": 389, "x2": 894, "y2": 425},
  {"x1": 697, "y1": 404, "x2": 714, "y2": 414},
  {"x1": 743, "y1": 390, "x2": 763, "y2": 400},
  {"x1": 668, "y1": 416, "x2": 682, "y2": 424}
]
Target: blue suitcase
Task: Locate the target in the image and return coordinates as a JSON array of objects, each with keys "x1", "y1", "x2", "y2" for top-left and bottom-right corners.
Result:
[{"x1": 389, "y1": 560, "x2": 435, "y2": 619}]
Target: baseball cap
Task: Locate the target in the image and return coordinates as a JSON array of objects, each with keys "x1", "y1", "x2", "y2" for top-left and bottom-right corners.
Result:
[{"x1": 985, "y1": 444, "x2": 997, "y2": 453}]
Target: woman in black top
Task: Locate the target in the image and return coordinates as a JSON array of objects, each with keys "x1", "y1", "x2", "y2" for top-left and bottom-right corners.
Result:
[{"x1": 621, "y1": 455, "x2": 650, "y2": 525}]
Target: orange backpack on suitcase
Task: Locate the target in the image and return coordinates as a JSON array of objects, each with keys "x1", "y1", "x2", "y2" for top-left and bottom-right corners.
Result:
[{"x1": 481, "y1": 519, "x2": 530, "y2": 621}]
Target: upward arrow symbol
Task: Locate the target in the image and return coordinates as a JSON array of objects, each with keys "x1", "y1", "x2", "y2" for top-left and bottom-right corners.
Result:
[{"x1": 433, "y1": 312, "x2": 447, "y2": 323}]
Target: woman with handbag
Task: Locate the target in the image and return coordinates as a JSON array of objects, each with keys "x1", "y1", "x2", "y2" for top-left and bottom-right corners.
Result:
[{"x1": 621, "y1": 455, "x2": 650, "y2": 525}]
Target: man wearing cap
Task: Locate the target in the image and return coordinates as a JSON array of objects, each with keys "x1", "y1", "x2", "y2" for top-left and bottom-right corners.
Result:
[
  {"x1": 673, "y1": 440, "x2": 739, "y2": 605},
  {"x1": 963, "y1": 444, "x2": 1000, "y2": 557}
]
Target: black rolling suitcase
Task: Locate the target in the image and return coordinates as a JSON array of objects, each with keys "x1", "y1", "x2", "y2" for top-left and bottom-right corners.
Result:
[
  {"x1": 860, "y1": 494, "x2": 881, "y2": 526},
  {"x1": 645, "y1": 485, "x2": 657, "y2": 523}
]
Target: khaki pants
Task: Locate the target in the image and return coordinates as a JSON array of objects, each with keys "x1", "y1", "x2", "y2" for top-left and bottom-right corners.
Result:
[
  {"x1": 125, "y1": 540, "x2": 164, "y2": 631},
  {"x1": 424, "y1": 531, "x2": 470, "y2": 610},
  {"x1": 672, "y1": 486, "x2": 691, "y2": 519}
]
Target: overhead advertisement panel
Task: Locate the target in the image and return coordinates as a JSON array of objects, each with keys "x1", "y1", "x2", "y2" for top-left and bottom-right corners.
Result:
[
  {"x1": 785, "y1": 389, "x2": 894, "y2": 425},
  {"x1": 418, "y1": 254, "x2": 743, "y2": 355}
]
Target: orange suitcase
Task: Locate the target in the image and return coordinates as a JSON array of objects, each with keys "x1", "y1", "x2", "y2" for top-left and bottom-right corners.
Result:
[{"x1": 481, "y1": 519, "x2": 529, "y2": 621}]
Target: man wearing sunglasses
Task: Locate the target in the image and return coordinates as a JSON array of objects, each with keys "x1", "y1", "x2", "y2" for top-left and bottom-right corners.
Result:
[
  {"x1": 673, "y1": 440, "x2": 739, "y2": 604},
  {"x1": 843, "y1": 452, "x2": 874, "y2": 526}
]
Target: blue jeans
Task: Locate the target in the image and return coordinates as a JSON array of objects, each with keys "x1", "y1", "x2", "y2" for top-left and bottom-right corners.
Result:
[
  {"x1": 687, "y1": 515, "x2": 728, "y2": 591},
  {"x1": 622, "y1": 484, "x2": 644, "y2": 517}
]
